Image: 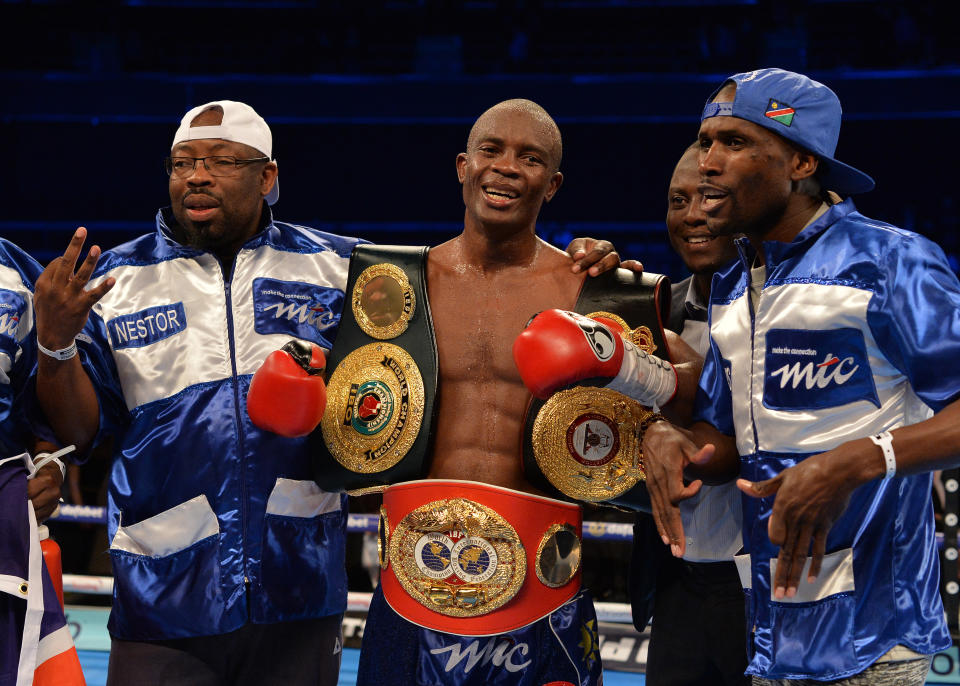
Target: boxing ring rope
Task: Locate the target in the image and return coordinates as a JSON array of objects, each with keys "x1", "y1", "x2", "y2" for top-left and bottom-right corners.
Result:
[
  {"x1": 50, "y1": 505, "x2": 636, "y2": 540},
  {"x1": 49, "y1": 502, "x2": 960, "y2": 629},
  {"x1": 51, "y1": 504, "x2": 638, "y2": 623}
]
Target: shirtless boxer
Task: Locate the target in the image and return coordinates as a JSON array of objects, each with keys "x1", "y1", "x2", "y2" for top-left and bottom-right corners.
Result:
[
  {"x1": 353, "y1": 99, "x2": 699, "y2": 686},
  {"x1": 251, "y1": 98, "x2": 699, "y2": 685}
]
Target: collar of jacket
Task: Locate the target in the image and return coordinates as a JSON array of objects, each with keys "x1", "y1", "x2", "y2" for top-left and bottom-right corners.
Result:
[
  {"x1": 154, "y1": 201, "x2": 277, "y2": 258},
  {"x1": 733, "y1": 197, "x2": 858, "y2": 273}
]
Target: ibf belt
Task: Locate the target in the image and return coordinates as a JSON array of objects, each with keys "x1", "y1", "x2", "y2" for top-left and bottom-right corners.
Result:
[
  {"x1": 380, "y1": 480, "x2": 582, "y2": 636},
  {"x1": 523, "y1": 267, "x2": 669, "y2": 511},
  {"x1": 310, "y1": 245, "x2": 438, "y2": 492}
]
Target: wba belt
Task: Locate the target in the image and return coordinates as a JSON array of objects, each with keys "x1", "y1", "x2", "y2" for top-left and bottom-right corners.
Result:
[
  {"x1": 309, "y1": 245, "x2": 438, "y2": 492},
  {"x1": 379, "y1": 480, "x2": 582, "y2": 636},
  {"x1": 522, "y1": 267, "x2": 670, "y2": 510}
]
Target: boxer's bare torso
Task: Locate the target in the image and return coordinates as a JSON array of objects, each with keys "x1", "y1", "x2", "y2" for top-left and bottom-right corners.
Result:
[{"x1": 426, "y1": 237, "x2": 583, "y2": 491}]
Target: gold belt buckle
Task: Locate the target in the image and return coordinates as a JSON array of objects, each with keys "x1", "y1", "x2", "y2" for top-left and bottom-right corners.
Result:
[{"x1": 388, "y1": 498, "x2": 526, "y2": 618}]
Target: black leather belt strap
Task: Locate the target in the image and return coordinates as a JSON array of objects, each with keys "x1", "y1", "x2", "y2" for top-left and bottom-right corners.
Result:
[
  {"x1": 309, "y1": 244, "x2": 438, "y2": 491},
  {"x1": 521, "y1": 267, "x2": 670, "y2": 510}
]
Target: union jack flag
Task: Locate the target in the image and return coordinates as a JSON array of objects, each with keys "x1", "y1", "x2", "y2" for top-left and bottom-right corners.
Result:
[{"x1": 1, "y1": 456, "x2": 85, "y2": 686}]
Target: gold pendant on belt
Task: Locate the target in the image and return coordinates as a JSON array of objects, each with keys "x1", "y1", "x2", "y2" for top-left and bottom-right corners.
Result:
[
  {"x1": 352, "y1": 263, "x2": 416, "y2": 340},
  {"x1": 321, "y1": 343, "x2": 425, "y2": 473},
  {"x1": 532, "y1": 386, "x2": 652, "y2": 502},
  {"x1": 388, "y1": 498, "x2": 526, "y2": 618}
]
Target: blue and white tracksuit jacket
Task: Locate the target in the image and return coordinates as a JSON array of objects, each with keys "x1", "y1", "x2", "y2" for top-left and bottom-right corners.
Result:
[
  {"x1": 694, "y1": 199, "x2": 958, "y2": 680},
  {"x1": 0, "y1": 238, "x2": 40, "y2": 458},
  {"x1": 80, "y1": 207, "x2": 362, "y2": 640},
  {"x1": 2, "y1": 239, "x2": 82, "y2": 686}
]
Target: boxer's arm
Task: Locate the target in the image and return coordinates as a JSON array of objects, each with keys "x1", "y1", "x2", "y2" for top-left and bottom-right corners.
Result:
[
  {"x1": 515, "y1": 309, "x2": 678, "y2": 409},
  {"x1": 743, "y1": 396, "x2": 960, "y2": 600},
  {"x1": 34, "y1": 229, "x2": 114, "y2": 453},
  {"x1": 659, "y1": 330, "x2": 702, "y2": 426}
]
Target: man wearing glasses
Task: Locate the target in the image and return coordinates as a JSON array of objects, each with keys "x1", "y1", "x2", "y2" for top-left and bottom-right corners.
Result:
[
  {"x1": 32, "y1": 100, "x2": 622, "y2": 685},
  {"x1": 33, "y1": 101, "x2": 359, "y2": 686}
]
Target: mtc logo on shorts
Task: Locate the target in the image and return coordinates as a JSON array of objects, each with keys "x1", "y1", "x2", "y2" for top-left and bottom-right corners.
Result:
[
  {"x1": 763, "y1": 328, "x2": 880, "y2": 410},
  {"x1": 108, "y1": 303, "x2": 187, "y2": 350}
]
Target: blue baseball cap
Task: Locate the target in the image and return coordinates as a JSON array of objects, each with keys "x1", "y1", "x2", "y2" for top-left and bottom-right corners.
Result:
[{"x1": 701, "y1": 68, "x2": 874, "y2": 195}]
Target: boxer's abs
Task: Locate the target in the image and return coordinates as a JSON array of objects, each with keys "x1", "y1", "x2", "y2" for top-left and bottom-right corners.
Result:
[
  {"x1": 424, "y1": 244, "x2": 582, "y2": 493},
  {"x1": 427, "y1": 374, "x2": 534, "y2": 491}
]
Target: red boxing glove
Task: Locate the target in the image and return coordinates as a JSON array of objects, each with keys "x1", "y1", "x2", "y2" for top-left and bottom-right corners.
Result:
[
  {"x1": 514, "y1": 309, "x2": 678, "y2": 407},
  {"x1": 247, "y1": 340, "x2": 327, "y2": 438},
  {"x1": 513, "y1": 309, "x2": 624, "y2": 399}
]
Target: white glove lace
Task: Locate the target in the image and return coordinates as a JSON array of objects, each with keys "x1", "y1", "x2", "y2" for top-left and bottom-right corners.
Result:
[{"x1": 605, "y1": 340, "x2": 678, "y2": 410}]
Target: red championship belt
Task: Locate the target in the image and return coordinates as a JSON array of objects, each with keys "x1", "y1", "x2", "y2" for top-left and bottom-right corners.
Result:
[{"x1": 380, "y1": 480, "x2": 582, "y2": 636}]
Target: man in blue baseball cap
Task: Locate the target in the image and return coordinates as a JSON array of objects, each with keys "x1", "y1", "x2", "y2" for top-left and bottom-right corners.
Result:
[{"x1": 636, "y1": 68, "x2": 960, "y2": 684}]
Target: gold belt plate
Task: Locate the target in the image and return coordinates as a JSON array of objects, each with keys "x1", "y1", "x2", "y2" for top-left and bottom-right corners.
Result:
[
  {"x1": 389, "y1": 498, "x2": 526, "y2": 618},
  {"x1": 532, "y1": 386, "x2": 651, "y2": 502},
  {"x1": 352, "y1": 263, "x2": 416, "y2": 340},
  {"x1": 321, "y1": 342, "x2": 425, "y2": 473}
]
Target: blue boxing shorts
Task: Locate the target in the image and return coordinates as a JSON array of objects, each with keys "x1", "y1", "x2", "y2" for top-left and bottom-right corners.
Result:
[{"x1": 357, "y1": 585, "x2": 603, "y2": 686}]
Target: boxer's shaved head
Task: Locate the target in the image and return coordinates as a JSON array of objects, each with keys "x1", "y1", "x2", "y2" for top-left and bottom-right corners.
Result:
[{"x1": 467, "y1": 99, "x2": 563, "y2": 171}]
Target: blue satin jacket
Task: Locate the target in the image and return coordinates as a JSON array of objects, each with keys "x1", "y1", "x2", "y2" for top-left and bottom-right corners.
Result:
[
  {"x1": 0, "y1": 238, "x2": 41, "y2": 458},
  {"x1": 80, "y1": 208, "x2": 362, "y2": 640},
  {"x1": 694, "y1": 199, "x2": 957, "y2": 679}
]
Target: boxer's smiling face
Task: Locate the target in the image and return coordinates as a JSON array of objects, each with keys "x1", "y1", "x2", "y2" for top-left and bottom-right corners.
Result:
[
  {"x1": 168, "y1": 108, "x2": 276, "y2": 261},
  {"x1": 666, "y1": 147, "x2": 738, "y2": 276},
  {"x1": 457, "y1": 107, "x2": 563, "y2": 234}
]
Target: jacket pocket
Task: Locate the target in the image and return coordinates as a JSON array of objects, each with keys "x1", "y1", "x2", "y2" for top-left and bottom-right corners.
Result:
[
  {"x1": 769, "y1": 594, "x2": 857, "y2": 676},
  {"x1": 766, "y1": 547, "x2": 858, "y2": 677},
  {"x1": 108, "y1": 495, "x2": 223, "y2": 638},
  {"x1": 259, "y1": 479, "x2": 346, "y2": 618}
]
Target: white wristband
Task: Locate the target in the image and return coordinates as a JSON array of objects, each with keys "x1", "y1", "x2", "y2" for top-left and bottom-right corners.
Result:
[
  {"x1": 29, "y1": 445, "x2": 76, "y2": 482},
  {"x1": 868, "y1": 431, "x2": 896, "y2": 480},
  {"x1": 37, "y1": 339, "x2": 77, "y2": 361}
]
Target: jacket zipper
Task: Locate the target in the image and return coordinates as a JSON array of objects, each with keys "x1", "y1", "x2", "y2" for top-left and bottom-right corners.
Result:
[
  {"x1": 218, "y1": 253, "x2": 250, "y2": 590},
  {"x1": 745, "y1": 250, "x2": 762, "y2": 454}
]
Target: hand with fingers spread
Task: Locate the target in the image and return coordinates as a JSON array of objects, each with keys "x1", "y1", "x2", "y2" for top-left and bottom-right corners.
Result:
[
  {"x1": 34, "y1": 228, "x2": 115, "y2": 454},
  {"x1": 564, "y1": 236, "x2": 639, "y2": 276},
  {"x1": 34, "y1": 227, "x2": 115, "y2": 351},
  {"x1": 640, "y1": 421, "x2": 713, "y2": 557},
  {"x1": 738, "y1": 445, "x2": 863, "y2": 600}
]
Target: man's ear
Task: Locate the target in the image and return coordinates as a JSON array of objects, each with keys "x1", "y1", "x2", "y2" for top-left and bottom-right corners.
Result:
[
  {"x1": 791, "y1": 152, "x2": 818, "y2": 182},
  {"x1": 261, "y1": 161, "x2": 279, "y2": 197},
  {"x1": 456, "y1": 153, "x2": 467, "y2": 184},
  {"x1": 543, "y1": 171, "x2": 564, "y2": 203}
]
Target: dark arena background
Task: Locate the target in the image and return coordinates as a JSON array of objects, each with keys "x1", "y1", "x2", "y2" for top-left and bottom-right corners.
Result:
[{"x1": 3, "y1": 1, "x2": 960, "y2": 683}]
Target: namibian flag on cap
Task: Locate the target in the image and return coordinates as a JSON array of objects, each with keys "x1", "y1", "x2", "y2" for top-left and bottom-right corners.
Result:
[{"x1": 765, "y1": 99, "x2": 795, "y2": 126}]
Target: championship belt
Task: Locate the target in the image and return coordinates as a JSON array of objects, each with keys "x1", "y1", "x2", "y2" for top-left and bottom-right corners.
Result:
[
  {"x1": 379, "y1": 480, "x2": 582, "y2": 636},
  {"x1": 522, "y1": 268, "x2": 670, "y2": 510},
  {"x1": 309, "y1": 245, "x2": 438, "y2": 492}
]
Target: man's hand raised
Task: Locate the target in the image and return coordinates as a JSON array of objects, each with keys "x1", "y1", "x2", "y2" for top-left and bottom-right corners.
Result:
[
  {"x1": 35, "y1": 227, "x2": 115, "y2": 349},
  {"x1": 34, "y1": 228, "x2": 115, "y2": 454}
]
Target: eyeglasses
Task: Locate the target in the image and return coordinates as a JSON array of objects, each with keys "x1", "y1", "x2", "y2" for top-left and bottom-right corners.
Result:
[{"x1": 164, "y1": 155, "x2": 269, "y2": 178}]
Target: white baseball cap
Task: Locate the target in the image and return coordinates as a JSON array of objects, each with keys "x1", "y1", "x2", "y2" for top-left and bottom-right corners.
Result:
[{"x1": 172, "y1": 100, "x2": 279, "y2": 205}]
